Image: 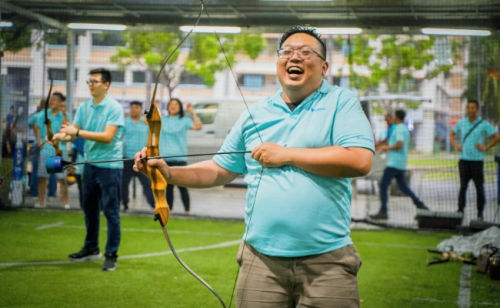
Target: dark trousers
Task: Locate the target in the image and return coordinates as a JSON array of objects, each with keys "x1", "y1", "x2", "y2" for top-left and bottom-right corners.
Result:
[
  {"x1": 166, "y1": 161, "x2": 190, "y2": 212},
  {"x1": 379, "y1": 167, "x2": 423, "y2": 213},
  {"x1": 82, "y1": 165, "x2": 122, "y2": 255},
  {"x1": 121, "y1": 159, "x2": 155, "y2": 209},
  {"x1": 458, "y1": 160, "x2": 485, "y2": 215}
]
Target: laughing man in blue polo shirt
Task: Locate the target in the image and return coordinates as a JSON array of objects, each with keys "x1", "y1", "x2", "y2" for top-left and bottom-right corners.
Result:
[
  {"x1": 135, "y1": 26, "x2": 374, "y2": 307},
  {"x1": 53, "y1": 68, "x2": 124, "y2": 272}
]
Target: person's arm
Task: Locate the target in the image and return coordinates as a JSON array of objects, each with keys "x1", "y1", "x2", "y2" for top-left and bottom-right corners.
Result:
[
  {"x1": 59, "y1": 123, "x2": 119, "y2": 144},
  {"x1": 251, "y1": 143, "x2": 373, "y2": 178},
  {"x1": 186, "y1": 103, "x2": 202, "y2": 130},
  {"x1": 33, "y1": 123, "x2": 43, "y2": 148},
  {"x1": 476, "y1": 132, "x2": 500, "y2": 152},
  {"x1": 134, "y1": 148, "x2": 238, "y2": 188},
  {"x1": 450, "y1": 129, "x2": 462, "y2": 151}
]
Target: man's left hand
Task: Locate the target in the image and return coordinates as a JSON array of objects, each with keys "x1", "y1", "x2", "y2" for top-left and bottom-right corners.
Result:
[
  {"x1": 476, "y1": 144, "x2": 486, "y2": 152},
  {"x1": 251, "y1": 142, "x2": 290, "y2": 167}
]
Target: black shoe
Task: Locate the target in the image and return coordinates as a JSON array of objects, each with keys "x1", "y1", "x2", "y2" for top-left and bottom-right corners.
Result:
[
  {"x1": 102, "y1": 253, "x2": 117, "y2": 271},
  {"x1": 69, "y1": 246, "x2": 101, "y2": 262},
  {"x1": 477, "y1": 213, "x2": 484, "y2": 221},
  {"x1": 369, "y1": 211, "x2": 388, "y2": 220},
  {"x1": 416, "y1": 202, "x2": 429, "y2": 210}
]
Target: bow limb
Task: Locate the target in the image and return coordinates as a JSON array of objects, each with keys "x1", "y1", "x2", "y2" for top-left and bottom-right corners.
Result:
[{"x1": 44, "y1": 78, "x2": 63, "y2": 157}]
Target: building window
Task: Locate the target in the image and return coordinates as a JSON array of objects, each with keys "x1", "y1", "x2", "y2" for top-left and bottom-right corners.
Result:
[
  {"x1": 92, "y1": 32, "x2": 124, "y2": 47},
  {"x1": 179, "y1": 72, "x2": 204, "y2": 85},
  {"x1": 48, "y1": 68, "x2": 78, "y2": 81},
  {"x1": 238, "y1": 74, "x2": 264, "y2": 89},
  {"x1": 132, "y1": 71, "x2": 145, "y2": 83},
  {"x1": 47, "y1": 31, "x2": 78, "y2": 46},
  {"x1": 110, "y1": 71, "x2": 125, "y2": 83}
]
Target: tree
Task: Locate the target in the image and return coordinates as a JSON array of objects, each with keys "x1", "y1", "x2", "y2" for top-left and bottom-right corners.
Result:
[
  {"x1": 0, "y1": 24, "x2": 32, "y2": 52},
  {"x1": 111, "y1": 31, "x2": 267, "y2": 99},
  {"x1": 347, "y1": 35, "x2": 452, "y2": 96},
  {"x1": 463, "y1": 34, "x2": 500, "y2": 124}
]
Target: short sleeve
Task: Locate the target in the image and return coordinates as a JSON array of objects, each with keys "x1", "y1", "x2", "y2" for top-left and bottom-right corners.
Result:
[
  {"x1": 332, "y1": 91, "x2": 375, "y2": 152},
  {"x1": 212, "y1": 112, "x2": 248, "y2": 174}
]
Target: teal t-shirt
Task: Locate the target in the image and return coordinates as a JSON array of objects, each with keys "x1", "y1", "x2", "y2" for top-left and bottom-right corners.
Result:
[
  {"x1": 35, "y1": 109, "x2": 66, "y2": 157},
  {"x1": 213, "y1": 81, "x2": 374, "y2": 257},
  {"x1": 74, "y1": 95, "x2": 124, "y2": 169},
  {"x1": 387, "y1": 123, "x2": 410, "y2": 170},
  {"x1": 159, "y1": 115, "x2": 194, "y2": 162},
  {"x1": 453, "y1": 117, "x2": 496, "y2": 161},
  {"x1": 123, "y1": 116, "x2": 149, "y2": 158}
]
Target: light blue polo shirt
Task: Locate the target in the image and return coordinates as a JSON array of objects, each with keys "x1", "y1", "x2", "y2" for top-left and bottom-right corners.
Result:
[
  {"x1": 123, "y1": 116, "x2": 149, "y2": 158},
  {"x1": 74, "y1": 95, "x2": 124, "y2": 169},
  {"x1": 387, "y1": 123, "x2": 410, "y2": 170},
  {"x1": 214, "y1": 81, "x2": 374, "y2": 257},
  {"x1": 159, "y1": 115, "x2": 194, "y2": 163},
  {"x1": 453, "y1": 117, "x2": 496, "y2": 161},
  {"x1": 35, "y1": 109, "x2": 66, "y2": 157}
]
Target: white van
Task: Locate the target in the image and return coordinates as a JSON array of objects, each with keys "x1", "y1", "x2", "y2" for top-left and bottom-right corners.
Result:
[{"x1": 187, "y1": 98, "x2": 258, "y2": 164}]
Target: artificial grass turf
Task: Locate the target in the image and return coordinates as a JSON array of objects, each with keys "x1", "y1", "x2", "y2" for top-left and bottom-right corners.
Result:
[{"x1": 1, "y1": 210, "x2": 498, "y2": 307}]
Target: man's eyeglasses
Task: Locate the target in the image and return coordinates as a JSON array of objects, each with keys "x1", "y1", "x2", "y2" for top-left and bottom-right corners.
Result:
[
  {"x1": 86, "y1": 79, "x2": 102, "y2": 85},
  {"x1": 277, "y1": 46, "x2": 325, "y2": 61}
]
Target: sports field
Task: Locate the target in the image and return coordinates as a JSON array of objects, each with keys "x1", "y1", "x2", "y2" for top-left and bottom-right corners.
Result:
[{"x1": 0, "y1": 210, "x2": 498, "y2": 308}]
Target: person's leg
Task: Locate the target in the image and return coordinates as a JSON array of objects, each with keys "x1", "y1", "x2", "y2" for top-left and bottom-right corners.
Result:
[
  {"x1": 121, "y1": 160, "x2": 134, "y2": 211},
  {"x1": 29, "y1": 149, "x2": 39, "y2": 196},
  {"x1": 471, "y1": 161, "x2": 485, "y2": 218},
  {"x1": 36, "y1": 152, "x2": 48, "y2": 206},
  {"x1": 236, "y1": 242, "x2": 294, "y2": 308},
  {"x1": 58, "y1": 179, "x2": 69, "y2": 208},
  {"x1": 166, "y1": 184, "x2": 174, "y2": 210},
  {"x1": 75, "y1": 174, "x2": 83, "y2": 208},
  {"x1": 178, "y1": 186, "x2": 190, "y2": 213},
  {"x1": 378, "y1": 167, "x2": 396, "y2": 213},
  {"x1": 393, "y1": 169, "x2": 426, "y2": 208},
  {"x1": 82, "y1": 165, "x2": 100, "y2": 250},
  {"x1": 37, "y1": 177, "x2": 47, "y2": 206},
  {"x1": 48, "y1": 173, "x2": 57, "y2": 197},
  {"x1": 458, "y1": 160, "x2": 472, "y2": 213},
  {"x1": 137, "y1": 172, "x2": 155, "y2": 209},
  {"x1": 296, "y1": 245, "x2": 361, "y2": 308},
  {"x1": 98, "y1": 168, "x2": 122, "y2": 256}
]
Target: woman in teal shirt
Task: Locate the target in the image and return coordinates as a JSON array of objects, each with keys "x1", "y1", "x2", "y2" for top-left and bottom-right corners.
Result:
[{"x1": 159, "y1": 98, "x2": 202, "y2": 214}]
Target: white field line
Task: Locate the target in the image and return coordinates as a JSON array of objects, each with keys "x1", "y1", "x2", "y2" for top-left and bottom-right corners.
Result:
[
  {"x1": 36, "y1": 222, "x2": 64, "y2": 230},
  {"x1": 458, "y1": 264, "x2": 471, "y2": 308},
  {"x1": 13, "y1": 222, "x2": 241, "y2": 237},
  {"x1": 0, "y1": 240, "x2": 241, "y2": 267}
]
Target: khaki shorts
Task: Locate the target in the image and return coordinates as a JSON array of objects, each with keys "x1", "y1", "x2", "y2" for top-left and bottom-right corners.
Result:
[{"x1": 236, "y1": 242, "x2": 362, "y2": 308}]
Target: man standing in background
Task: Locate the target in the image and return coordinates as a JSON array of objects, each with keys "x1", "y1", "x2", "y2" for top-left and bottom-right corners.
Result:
[
  {"x1": 121, "y1": 101, "x2": 155, "y2": 211},
  {"x1": 450, "y1": 100, "x2": 499, "y2": 220}
]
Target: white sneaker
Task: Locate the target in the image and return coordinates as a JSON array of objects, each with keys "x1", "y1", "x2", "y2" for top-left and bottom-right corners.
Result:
[
  {"x1": 64, "y1": 204, "x2": 71, "y2": 209},
  {"x1": 34, "y1": 203, "x2": 45, "y2": 208}
]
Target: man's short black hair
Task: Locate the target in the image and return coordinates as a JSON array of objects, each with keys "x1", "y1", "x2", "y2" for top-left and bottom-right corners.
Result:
[
  {"x1": 52, "y1": 92, "x2": 66, "y2": 102},
  {"x1": 89, "y1": 68, "x2": 112, "y2": 84},
  {"x1": 395, "y1": 109, "x2": 406, "y2": 121},
  {"x1": 467, "y1": 99, "x2": 479, "y2": 108},
  {"x1": 278, "y1": 25, "x2": 327, "y2": 59},
  {"x1": 130, "y1": 100, "x2": 142, "y2": 107}
]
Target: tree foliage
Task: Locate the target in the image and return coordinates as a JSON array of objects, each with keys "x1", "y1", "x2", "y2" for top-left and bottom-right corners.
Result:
[
  {"x1": 0, "y1": 26, "x2": 32, "y2": 52},
  {"x1": 463, "y1": 34, "x2": 500, "y2": 124},
  {"x1": 111, "y1": 31, "x2": 267, "y2": 99},
  {"x1": 347, "y1": 35, "x2": 452, "y2": 95}
]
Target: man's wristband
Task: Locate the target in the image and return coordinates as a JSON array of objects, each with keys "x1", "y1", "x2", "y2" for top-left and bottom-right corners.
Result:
[{"x1": 76, "y1": 128, "x2": 80, "y2": 137}]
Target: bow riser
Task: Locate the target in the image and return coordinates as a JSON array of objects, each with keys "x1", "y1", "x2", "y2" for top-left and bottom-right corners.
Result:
[{"x1": 146, "y1": 104, "x2": 170, "y2": 227}]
